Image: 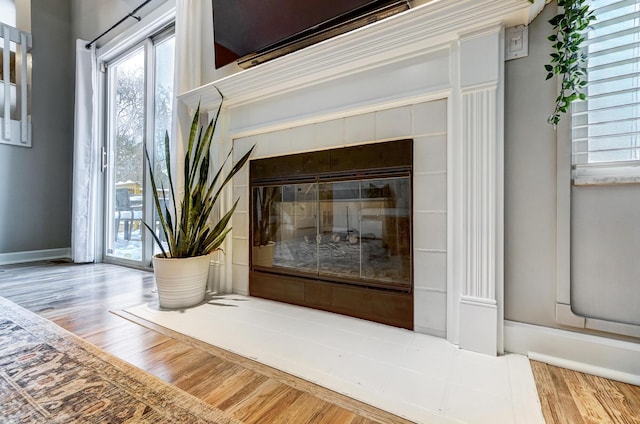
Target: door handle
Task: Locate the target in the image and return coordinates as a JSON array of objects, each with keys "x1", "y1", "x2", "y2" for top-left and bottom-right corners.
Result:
[{"x1": 102, "y1": 146, "x2": 108, "y2": 172}]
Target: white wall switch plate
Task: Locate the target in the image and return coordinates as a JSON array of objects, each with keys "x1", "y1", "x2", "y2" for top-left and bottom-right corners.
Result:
[{"x1": 505, "y1": 25, "x2": 529, "y2": 61}]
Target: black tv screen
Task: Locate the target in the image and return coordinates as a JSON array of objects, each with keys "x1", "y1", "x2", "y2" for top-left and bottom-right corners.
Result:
[{"x1": 212, "y1": 0, "x2": 408, "y2": 69}]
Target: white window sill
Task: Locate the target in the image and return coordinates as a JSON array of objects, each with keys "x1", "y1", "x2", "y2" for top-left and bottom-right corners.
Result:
[{"x1": 573, "y1": 163, "x2": 640, "y2": 186}]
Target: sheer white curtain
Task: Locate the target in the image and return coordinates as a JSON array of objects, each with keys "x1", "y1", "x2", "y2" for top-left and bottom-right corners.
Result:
[
  {"x1": 174, "y1": 0, "x2": 224, "y2": 290},
  {"x1": 174, "y1": 0, "x2": 202, "y2": 95},
  {"x1": 173, "y1": 0, "x2": 204, "y2": 181},
  {"x1": 71, "y1": 39, "x2": 99, "y2": 263}
]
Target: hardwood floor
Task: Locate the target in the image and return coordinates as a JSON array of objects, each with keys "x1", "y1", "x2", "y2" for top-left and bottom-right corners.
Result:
[
  {"x1": 2, "y1": 260, "x2": 639, "y2": 423},
  {"x1": 0, "y1": 260, "x2": 410, "y2": 424},
  {"x1": 531, "y1": 361, "x2": 640, "y2": 424}
]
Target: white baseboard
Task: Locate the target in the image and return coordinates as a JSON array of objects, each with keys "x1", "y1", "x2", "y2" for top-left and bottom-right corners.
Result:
[
  {"x1": 0, "y1": 248, "x2": 71, "y2": 265},
  {"x1": 459, "y1": 296, "x2": 498, "y2": 355},
  {"x1": 505, "y1": 320, "x2": 640, "y2": 385}
]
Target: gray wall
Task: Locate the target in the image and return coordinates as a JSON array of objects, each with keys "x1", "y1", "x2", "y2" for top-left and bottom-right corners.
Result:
[
  {"x1": 505, "y1": 2, "x2": 640, "y2": 337},
  {"x1": 0, "y1": 0, "x2": 73, "y2": 254},
  {"x1": 504, "y1": 3, "x2": 559, "y2": 328}
]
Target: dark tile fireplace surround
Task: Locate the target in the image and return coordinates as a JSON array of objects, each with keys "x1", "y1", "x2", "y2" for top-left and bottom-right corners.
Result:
[{"x1": 249, "y1": 140, "x2": 414, "y2": 329}]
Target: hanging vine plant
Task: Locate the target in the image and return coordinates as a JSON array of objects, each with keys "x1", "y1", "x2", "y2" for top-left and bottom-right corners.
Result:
[{"x1": 529, "y1": 0, "x2": 596, "y2": 127}]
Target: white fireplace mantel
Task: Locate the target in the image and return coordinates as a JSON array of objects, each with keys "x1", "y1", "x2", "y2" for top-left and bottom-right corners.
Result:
[
  {"x1": 179, "y1": 0, "x2": 534, "y2": 111},
  {"x1": 178, "y1": 0, "x2": 535, "y2": 356}
]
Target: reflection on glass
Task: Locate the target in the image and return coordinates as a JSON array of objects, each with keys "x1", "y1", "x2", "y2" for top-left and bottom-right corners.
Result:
[
  {"x1": 360, "y1": 178, "x2": 411, "y2": 284},
  {"x1": 252, "y1": 183, "x2": 318, "y2": 274},
  {"x1": 152, "y1": 36, "x2": 175, "y2": 257},
  {"x1": 108, "y1": 48, "x2": 145, "y2": 261},
  {"x1": 251, "y1": 176, "x2": 411, "y2": 288},
  {"x1": 318, "y1": 181, "x2": 361, "y2": 279}
]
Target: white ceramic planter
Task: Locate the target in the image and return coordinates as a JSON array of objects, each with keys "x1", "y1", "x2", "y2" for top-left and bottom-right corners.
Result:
[{"x1": 152, "y1": 254, "x2": 212, "y2": 309}]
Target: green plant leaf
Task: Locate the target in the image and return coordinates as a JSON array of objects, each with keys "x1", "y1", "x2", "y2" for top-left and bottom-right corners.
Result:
[
  {"x1": 143, "y1": 147, "x2": 175, "y2": 257},
  {"x1": 543, "y1": 0, "x2": 594, "y2": 127},
  {"x1": 143, "y1": 221, "x2": 167, "y2": 258},
  {"x1": 143, "y1": 90, "x2": 253, "y2": 258}
]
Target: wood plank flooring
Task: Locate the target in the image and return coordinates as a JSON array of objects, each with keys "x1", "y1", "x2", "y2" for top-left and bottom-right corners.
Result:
[
  {"x1": 531, "y1": 360, "x2": 640, "y2": 424},
  {"x1": 2, "y1": 260, "x2": 639, "y2": 423},
  {"x1": 0, "y1": 260, "x2": 410, "y2": 424}
]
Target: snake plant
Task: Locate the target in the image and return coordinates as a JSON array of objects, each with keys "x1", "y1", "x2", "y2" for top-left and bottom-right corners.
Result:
[{"x1": 143, "y1": 94, "x2": 254, "y2": 258}]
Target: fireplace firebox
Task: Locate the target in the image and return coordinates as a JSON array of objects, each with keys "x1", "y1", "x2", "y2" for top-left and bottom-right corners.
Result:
[{"x1": 249, "y1": 140, "x2": 413, "y2": 329}]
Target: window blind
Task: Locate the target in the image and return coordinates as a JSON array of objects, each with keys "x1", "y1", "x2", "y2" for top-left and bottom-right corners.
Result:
[{"x1": 572, "y1": 0, "x2": 640, "y2": 170}]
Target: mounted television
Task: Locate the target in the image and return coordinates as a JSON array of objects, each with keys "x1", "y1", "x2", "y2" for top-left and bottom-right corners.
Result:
[{"x1": 212, "y1": 0, "x2": 410, "y2": 69}]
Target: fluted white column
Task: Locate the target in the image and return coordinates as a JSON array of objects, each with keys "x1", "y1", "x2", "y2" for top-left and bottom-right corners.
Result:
[{"x1": 456, "y1": 27, "x2": 504, "y2": 355}]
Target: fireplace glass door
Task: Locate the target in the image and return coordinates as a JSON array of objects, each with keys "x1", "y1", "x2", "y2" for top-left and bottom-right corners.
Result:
[
  {"x1": 249, "y1": 139, "x2": 414, "y2": 328},
  {"x1": 252, "y1": 175, "x2": 411, "y2": 291}
]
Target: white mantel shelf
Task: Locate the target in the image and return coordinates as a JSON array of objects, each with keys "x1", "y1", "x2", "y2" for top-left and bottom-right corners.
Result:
[{"x1": 178, "y1": 0, "x2": 534, "y2": 111}]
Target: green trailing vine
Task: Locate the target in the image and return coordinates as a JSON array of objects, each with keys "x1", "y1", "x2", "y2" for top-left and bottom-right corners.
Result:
[{"x1": 529, "y1": 0, "x2": 596, "y2": 127}]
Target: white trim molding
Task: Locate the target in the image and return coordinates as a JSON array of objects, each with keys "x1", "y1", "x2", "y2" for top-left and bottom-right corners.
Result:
[
  {"x1": 0, "y1": 248, "x2": 71, "y2": 265},
  {"x1": 456, "y1": 28, "x2": 504, "y2": 356},
  {"x1": 573, "y1": 162, "x2": 640, "y2": 186},
  {"x1": 505, "y1": 320, "x2": 640, "y2": 386},
  {"x1": 179, "y1": 0, "x2": 534, "y2": 111},
  {"x1": 96, "y1": 0, "x2": 176, "y2": 64},
  {"x1": 556, "y1": 303, "x2": 640, "y2": 339}
]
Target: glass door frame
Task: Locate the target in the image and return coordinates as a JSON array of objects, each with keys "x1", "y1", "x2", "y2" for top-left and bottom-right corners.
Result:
[{"x1": 101, "y1": 27, "x2": 175, "y2": 269}]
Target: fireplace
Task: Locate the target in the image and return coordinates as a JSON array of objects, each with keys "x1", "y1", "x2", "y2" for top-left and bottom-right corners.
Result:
[
  {"x1": 178, "y1": 0, "x2": 531, "y2": 354},
  {"x1": 249, "y1": 140, "x2": 414, "y2": 329}
]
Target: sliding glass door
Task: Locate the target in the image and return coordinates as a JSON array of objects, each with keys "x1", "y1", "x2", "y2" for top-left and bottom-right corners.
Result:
[{"x1": 104, "y1": 29, "x2": 174, "y2": 266}]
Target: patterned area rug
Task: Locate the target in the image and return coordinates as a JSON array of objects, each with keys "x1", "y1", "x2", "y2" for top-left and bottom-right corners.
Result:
[{"x1": 0, "y1": 296, "x2": 241, "y2": 423}]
